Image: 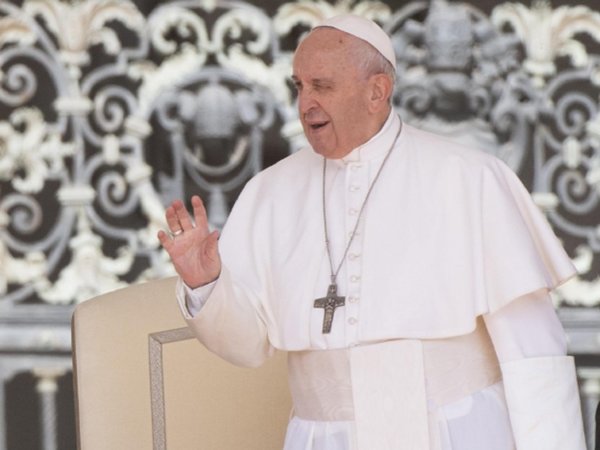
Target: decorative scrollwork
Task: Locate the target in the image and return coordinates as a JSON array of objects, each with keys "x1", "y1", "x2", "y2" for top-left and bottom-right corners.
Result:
[
  {"x1": 1, "y1": 0, "x2": 600, "y2": 311},
  {"x1": 492, "y1": 0, "x2": 600, "y2": 87},
  {"x1": 2, "y1": 2, "x2": 600, "y2": 447}
]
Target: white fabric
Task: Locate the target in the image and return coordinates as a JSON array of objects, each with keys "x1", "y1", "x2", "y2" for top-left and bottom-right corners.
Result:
[
  {"x1": 180, "y1": 112, "x2": 576, "y2": 349},
  {"x1": 350, "y1": 340, "x2": 429, "y2": 449},
  {"x1": 483, "y1": 288, "x2": 568, "y2": 363},
  {"x1": 501, "y1": 355, "x2": 586, "y2": 450},
  {"x1": 180, "y1": 284, "x2": 570, "y2": 449},
  {"x1": 437, "y1": 383, "x2": 515, "y2": 450},
  {"x1": 181, "y1": 286, "x2": 568, "y2": 364},
  {"x1": 181, "y1": 266, "x2": 273, "y2": 368},
  {"x1": 177, "y1": 110, "x2": 581, "y2": 449},
  {"x1": 283, "y1": 417, "x2": 356, "y2": 450},
  {"x1": 315, "y1": 15, "x2": 396, "y2": 70},
  {"x1": 181, "y1": 278, "x2": 213, "y2": 317},
  {"x1": 282, "y1": 383, "x2": 516, "y2": 450}
]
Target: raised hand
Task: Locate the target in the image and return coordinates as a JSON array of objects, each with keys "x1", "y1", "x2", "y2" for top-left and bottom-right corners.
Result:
[{"x1": 158, "y1": 195, "x2": 221, "y2": 289}]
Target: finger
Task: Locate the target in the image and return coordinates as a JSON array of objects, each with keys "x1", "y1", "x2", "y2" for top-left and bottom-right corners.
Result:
[
  {"x1": 157, "y1": 230, "x2": 173, "y2": 249},
  {"x1": 172, "y1": 200, "x2": 194, "y2": 231},
  {"x1": 165, "y1": 205, "x2": 182, "y2": 233},
  {"x1": 205, "y1": 230, "x2": 220, "y2": 257},
  {"x1": 191, "y1": 195, "x2": 210, "y2": 234}
]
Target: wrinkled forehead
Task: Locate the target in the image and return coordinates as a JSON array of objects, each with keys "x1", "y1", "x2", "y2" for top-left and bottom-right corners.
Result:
[
  {"x1": 295, "y1": 27, "x2": 354, "y2": 57},
  {"x1": 313, "y1": 14, "x2": 396, "y2": 70},
  {"x1": 292, "y1": 27, "x2": 361, "y2": 72}
]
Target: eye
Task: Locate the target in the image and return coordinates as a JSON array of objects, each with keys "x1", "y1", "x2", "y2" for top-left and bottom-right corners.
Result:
[
  {"x1": 289, "y1": 79, "x2": 302, "y2": 92},
  {"x1": 313, "y1": 83, "x2": 332, "y2": 92}
]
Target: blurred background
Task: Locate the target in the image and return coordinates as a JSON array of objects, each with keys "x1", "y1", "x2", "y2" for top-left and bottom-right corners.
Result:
[{"x1": 1, "y1": 0, "x2": 600, "y2": 448}]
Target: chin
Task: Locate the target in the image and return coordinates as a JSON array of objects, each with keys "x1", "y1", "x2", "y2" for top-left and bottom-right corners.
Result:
[
  {"x1": 307, "y1": 140, "x2": 327, "y2": 156},
  {"x1": 318, "y1": 149, "x2": 348, "y2": 159},
  {"x1": 307, "y1": 137, "x2": 346, "y2": 159},
  {"x1": 311, "y1": 145, "x2": 335, "y2": 158}
]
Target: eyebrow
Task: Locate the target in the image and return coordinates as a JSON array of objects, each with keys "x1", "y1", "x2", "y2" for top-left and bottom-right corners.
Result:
[{"x1": 290, "y1": 76, "x2": 334, "y2": 86}]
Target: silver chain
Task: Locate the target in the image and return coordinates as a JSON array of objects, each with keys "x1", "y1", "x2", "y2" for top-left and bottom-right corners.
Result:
[{"x1": 322, "y1": 121, "x2": 402, "y2": 285}]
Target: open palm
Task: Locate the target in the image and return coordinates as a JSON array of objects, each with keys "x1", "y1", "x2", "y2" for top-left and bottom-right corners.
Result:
[{"x1": 158, "y1": 196, "x2": 221, "y2": 288}]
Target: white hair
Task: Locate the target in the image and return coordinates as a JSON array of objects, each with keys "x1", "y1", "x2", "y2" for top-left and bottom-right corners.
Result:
[
  {"x1": 355, "y1": 40, "x2": 396, "y2": 82},
  {"x1": 352, "y1": 39, "x2": 396, "y2": 103}
]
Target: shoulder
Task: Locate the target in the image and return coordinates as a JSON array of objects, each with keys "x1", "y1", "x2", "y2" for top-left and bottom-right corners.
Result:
[
  {"x1": 258, "y1": 146, "x2": 318, "y2": 180},
  {"x1": 400, "y1": 123, "x2": 510, "y2": 177},
  {"x1": 237, "y1": 146, "x2": 319, "y2": 203}
]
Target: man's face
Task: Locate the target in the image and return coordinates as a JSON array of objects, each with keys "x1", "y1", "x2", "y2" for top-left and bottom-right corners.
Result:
[{"x1": 292, "y1": 28, "x2": 373, "y2": 159}]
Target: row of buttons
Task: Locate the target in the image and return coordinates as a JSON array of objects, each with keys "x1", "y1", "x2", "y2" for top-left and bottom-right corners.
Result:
[{"x1": 346, "y1": 163, "x2": 365, "y2": 331}]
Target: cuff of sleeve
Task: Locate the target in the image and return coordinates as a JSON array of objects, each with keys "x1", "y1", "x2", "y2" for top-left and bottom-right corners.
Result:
[
  {"x1": 501, "y1": 355, "x2": 586, "y2": 450},
  {"x1": 175, "y1": 277, "x2": 218, "y2": 318}
]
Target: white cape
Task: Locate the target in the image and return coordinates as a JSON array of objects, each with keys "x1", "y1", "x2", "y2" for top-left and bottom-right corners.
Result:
[{"x1": 201, "y1": 116, "x2": 575, "y2": 352}]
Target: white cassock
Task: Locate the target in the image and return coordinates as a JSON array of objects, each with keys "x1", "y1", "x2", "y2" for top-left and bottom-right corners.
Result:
[{"x1": 177, "y1": 112, "x2": 586, "y2": 449}]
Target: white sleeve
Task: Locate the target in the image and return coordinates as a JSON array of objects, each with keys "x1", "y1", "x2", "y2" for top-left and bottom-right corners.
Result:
[
  {"x1": 175, "y1": 277, "x2": 217, "y2": 318},
  {"x1": 483, "y1": 288, "x2": 567, "y2": 362},
  {"x1": 484, "y1": 289, "x2": 586, "y2": 450},
  {"x1": 183, "y1": 265, "x2": 274, "y2": 368}
]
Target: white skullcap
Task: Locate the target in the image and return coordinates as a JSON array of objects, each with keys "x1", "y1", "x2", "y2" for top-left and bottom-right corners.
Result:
[{"x1": 314, "y1": 14, "x2": 396, "y2": 71}]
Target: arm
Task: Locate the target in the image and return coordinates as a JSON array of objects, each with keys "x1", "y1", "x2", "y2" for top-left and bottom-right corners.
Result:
[
  {"x1": 180, "y1": 266, "x2": 274, "y2": 368},
  {"x1": 483, "y1": 289, "x2": 586, "y2": 450},
  {"x1": 159, "y1": 195, "x2": 274, "y2": 368}
]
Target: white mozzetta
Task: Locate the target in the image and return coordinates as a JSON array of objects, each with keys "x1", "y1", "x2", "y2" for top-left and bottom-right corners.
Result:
[{"x1": 185, "y1": 112, "x2": 576, "y2": 354}]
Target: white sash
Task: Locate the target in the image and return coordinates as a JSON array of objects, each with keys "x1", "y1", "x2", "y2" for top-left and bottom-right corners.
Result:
[
  {"x1": 350, "y1": 340, "x2": 430, "y2": 449},
  {"x1": 287, "y1": 318, "x2": 502, "y2": 450}
]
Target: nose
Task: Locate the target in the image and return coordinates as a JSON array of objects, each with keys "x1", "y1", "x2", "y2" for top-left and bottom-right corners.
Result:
[{"x1": 297, "y1": 88, "x2": 317, "y2": 116}]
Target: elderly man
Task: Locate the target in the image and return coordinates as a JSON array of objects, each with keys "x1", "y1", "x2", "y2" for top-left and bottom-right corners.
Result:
[{"x1": 158, "y1": 14, "x2": 585, "y2": 450}]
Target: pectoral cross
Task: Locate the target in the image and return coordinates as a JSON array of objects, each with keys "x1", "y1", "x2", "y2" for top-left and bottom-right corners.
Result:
[{"x1": 314, "y1": 283, "x2": 345, "y2": 334}]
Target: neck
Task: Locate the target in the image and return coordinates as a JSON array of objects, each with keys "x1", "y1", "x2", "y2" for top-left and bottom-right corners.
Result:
[{"x1": 334, "y1": 108, "x2": 393, "y2": 159}]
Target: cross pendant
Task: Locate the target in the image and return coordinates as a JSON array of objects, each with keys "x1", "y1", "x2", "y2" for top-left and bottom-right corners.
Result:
[{"x1": 314, "y1": 283, "x2": 346, "y2": 334}]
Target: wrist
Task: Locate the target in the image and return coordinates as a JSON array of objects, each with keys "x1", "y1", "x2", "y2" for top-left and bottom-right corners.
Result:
[{"x1": 184, "y1": 271, "x2": 220, "y2": 290}]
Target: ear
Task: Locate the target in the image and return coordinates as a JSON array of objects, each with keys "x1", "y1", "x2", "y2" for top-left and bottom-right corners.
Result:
[{"x1": 367, "y1": 74, "x2": 393, "y2": 113}]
